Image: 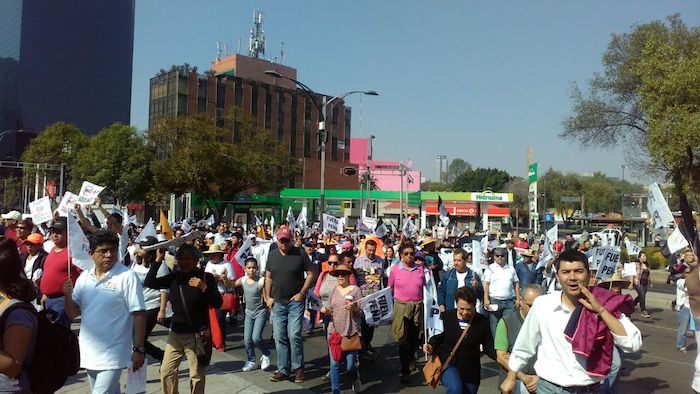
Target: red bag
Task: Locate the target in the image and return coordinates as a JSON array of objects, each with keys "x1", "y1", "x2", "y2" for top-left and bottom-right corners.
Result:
[
  {"x1": 328, "y1": 331, "x2": 342, "y2": 362},
  {"x1": 208, "y1": 306, "x2": 225, "y2": 352},
  {"x1": 221, "y1": 293, "x2": 238, "y2": 313}
]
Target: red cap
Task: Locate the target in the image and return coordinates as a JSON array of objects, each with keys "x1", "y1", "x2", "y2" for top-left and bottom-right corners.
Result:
[{"x1": 276, "y1": 226, "x2": 292, "y2": 241}]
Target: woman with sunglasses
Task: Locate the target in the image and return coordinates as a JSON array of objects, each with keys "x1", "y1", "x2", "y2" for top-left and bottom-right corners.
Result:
[
  {"x1": 314, "y1": 254, "x2": 357, "y2": 338},
  {"x1": 388, "y1": 242, "x2": 426, "y2": 384}
]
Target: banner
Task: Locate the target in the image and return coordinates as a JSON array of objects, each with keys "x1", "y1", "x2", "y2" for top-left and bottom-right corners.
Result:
[
  {"x1": 667, "y1": 227, "x2": 690, "y2": 254},
  {"x1": 423, "y1": 269, "x2": 443, "y2": 340},
  {"x1": 56, "y1": 192, "x2": 80, "y2": 217},
  {"x1": 29, "y1": 196, "x2": 53, "y2": 224},
  {"x1": 68, "y1": 213, "x2": 93, "y2": 271},
  {"x1": 360, "y1": 287, "x2": 393, "y2": 326},
  {"x1": 471, "y1": 240, "x2": 484, "y2": 274},
  {"x1": 76, "y1": 181, "x2": 105, "y2": 206},
  {"x1": 624, "y1": 239, "x2": 641, "y2": 256},
  {"x1": 596, "y1": 248, "x2": 621, "y2": 281},
  {"x1": 323, "y1": 213, "x2": 343, "y2": 234},
  {"x1": 647, "y1": 182, "x2": 675, "y2": 230}
]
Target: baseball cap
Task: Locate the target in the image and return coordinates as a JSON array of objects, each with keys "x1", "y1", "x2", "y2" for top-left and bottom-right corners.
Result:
[
  {"x1": 205, "y1": 232, "x2": 215, "y2": 239},
  {"x1": 23, "y1": 233, "x2": 44, "y2": 245},
  {"x1": 2, "y1": 210, "x2": 22, "y2": 221},
  {"x1": 276, "y1": 226, "x2": 292, "y2": 241},
  {"x1": 49, "y1": 217, "x2": 67, "y2": 232}
]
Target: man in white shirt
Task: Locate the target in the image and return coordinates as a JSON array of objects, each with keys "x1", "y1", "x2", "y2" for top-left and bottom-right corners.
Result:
[
  {"x1": 483, "y1": 247, "x2": 521, "y2": 336},
  {"x1": 63, "y1": 230, "x2": 147, "y2": 394},
  {"x1": 502, "y1": 250, "x2": 642, "y2": 394}
]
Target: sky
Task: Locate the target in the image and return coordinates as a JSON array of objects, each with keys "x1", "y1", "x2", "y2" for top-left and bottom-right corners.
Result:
[{"x1": 130, "y1": 0, "x2": 700, "y2": 185}]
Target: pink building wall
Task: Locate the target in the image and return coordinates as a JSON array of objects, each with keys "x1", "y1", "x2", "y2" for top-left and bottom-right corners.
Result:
[{"x1": 350, "y1": 138, "x2": 421, "y2": 192}]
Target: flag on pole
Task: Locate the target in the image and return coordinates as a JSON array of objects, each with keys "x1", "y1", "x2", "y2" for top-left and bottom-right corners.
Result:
[
  {"x1": 536, "y1": 235, "x2": 554, "y2": 270},
  {"x1": 374, "y1": 218, "x2": 388, "y2": 238},
  {"x1": 438, "y1": 195, "x2": 450, "y2": 226},
  {"x1": 295, "y1": 207, "x2": 308, "y2": 234},
  {"x1": 160, "y1": 210, "x2": 174, "y2": 240},
  {"x1": 134, "y1": 218, "x2": 156, "y2": 243},
  {"x1": 546, "y1": 224, "x2": 558, "y2": 244},
  {"x1": 668, "y1": 227, "x2": 690, "y2": 254},
  {"x1": 423, "y1": 269, "x2": 443, "y2": 340},
  {"x1": 181, "y1": 218, "x2": 191, "y2": 233},
  {"x1": 205, "y1": 214, "x2": 216, "y2": 227},
  {"x1": 68, "y1": 213, "x2": 94, "y2": 271},
  {"x1": 286, "y1": 207, "x2": 296, "y2": 229},
  {"x1": 270, "y1": 216, "x2": 275, "y2": 233},
  {"x1": 402, "y1": 216, "x2": 417, "y2": 237},
  {"x1": 254, "y1": 215, "x2": 262, "y2": 226}
]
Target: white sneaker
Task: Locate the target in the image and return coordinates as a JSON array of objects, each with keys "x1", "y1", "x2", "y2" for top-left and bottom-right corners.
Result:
[
  {"x1": 352, "y1": 371, "x2": 362, "y2": 393},
  {"x1": 242, "y1": 361, "x2": 258, "y2": 372},
  {"x1": 260, "y1": 355, "x2": 271, "y2": 371}
]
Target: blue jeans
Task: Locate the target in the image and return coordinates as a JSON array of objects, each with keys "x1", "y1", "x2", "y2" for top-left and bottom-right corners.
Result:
[
  {"x1": 441, "y1": 366, "x2": 478, "y2": 394},
  {"x1": 487, "y1": 298, "x2": 516, "y2": 337},
  {"x1": 678, "y1": 305, "x2": 691, "y2": 349},
  {"x1": 244, "y1": 309, "x2": 270, "y2": 362},
  {"x1": 330, "y1": 350, "x2": 357, "y2": 393},
  {"x1": 272, "y1": 300, "x2": 305, "y2": 375},
  {"x1": 44, "y1": 296, "x2": 71, "y2": 328},
  {"x1": 600, "y1": 346, "x2": 620, "y2": 393}
]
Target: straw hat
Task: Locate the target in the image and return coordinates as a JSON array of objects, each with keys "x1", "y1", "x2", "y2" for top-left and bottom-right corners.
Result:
[
  {"x1": 421, "y1": 236, "x2": 438, "y2": 247},
  {"x1": 202, "y1": 244, "x2": 225, "y2": 255},
  {"x1": 597, "y1": 270, "x2": 628, "y2": 289},
  {"x1": 521, "y1": 249, "x2": 536, "y2": 258},
  {"x1": 329, "y1": 264, "x2": 353, "y2": 277}
]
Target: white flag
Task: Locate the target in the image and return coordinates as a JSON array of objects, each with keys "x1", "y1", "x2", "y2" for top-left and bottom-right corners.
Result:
[
  {"x1": 374, "y1": 219, "x2": 388, "y2": 239},
  {"x1": 668, "y1": 227, "x2": 690, "y2": 254},
  {"x1": 286, "y1": 207, "x2": 296, "y2": 230},
  {"x1": 360, "y1": 287, "x2": 393, "y2": 326},
  {"x1": 68, "y1": 214, "x2": 93, "y2": 271},
  {"x1": 546, "y1": 224, "x2": 558, "y2": 244},
  {"x1": 134, "y1": 218, "x2": 156, "y2": 243},
  {"x1": 234, "y1": 238, "x2": 252, "y2": 266},
  {"x1": 423, "y1": 269, "x2": 443, "y2": 340},
  {"x1": 536, "y1": 235, "x2": 553, "y2": 271},
  {"x1": 471, "y1": 240, "x2": 483, "y2": 274},
  {"x1": 624, "y1": 240, "x2": 641, "y2": 256},
  {"x1": 181, "y1": 219, "x2": 191, "y2": 233},
  {"x1": 647, "y1": 182, "x2": 675, "y2": 230},
  {"x1": 295, "y1": 207, "x2": 308, "y2": 233},
  {"x1": 254, "y1": 215, "x2": 262, "y2": 226},
  {"x1": 205, "y1": 214, "x2": 216, "y2": 227}
]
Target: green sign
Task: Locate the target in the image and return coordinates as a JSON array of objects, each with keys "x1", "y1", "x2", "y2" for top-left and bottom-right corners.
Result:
[
  {"x1": 474, "y1": 193, "x2": 505, "y2": 201},
  {"x1": 528, "y1": 163, "x2": 538, "y2": 183}
]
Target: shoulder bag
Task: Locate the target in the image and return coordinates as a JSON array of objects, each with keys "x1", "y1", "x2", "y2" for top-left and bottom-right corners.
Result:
[
  {"x1": 179, "y1": 281, "x2": 213, "y2": 366},
  {"x1": 422, "y1": 318, "x2": 471, "y2": 389}
]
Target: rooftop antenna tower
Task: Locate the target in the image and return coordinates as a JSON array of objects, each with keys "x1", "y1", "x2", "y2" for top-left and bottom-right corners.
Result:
[
  {"x1": 216, "y1": 41, "x2": 222, "y2": 61},
  {"x1": 248, "y1": 10, "x2": 266, "y2": 59},
  {"x1": 280, "y1": 41, "x2": 285, "y2": 65}
]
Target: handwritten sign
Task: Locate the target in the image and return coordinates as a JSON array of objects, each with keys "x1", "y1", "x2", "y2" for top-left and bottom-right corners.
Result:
[
  {"x1": 361, "y1": 287, "x2": 393, "y2": 326},
  {"x1": 29, "y1": 196, "x2": 53, "y2": 224},
  {"x1": 323, "y1": 213, "x2": 343, "y2": 234},
  {"x1": 596, "y1": 248, "x2": 621, "y2": 281},
  {"x1": 56, "y1": 192, "x2": 80, "y2": 217},
  {"x1": 76, "y1": 181, "x2": 105, "y2": 206}
]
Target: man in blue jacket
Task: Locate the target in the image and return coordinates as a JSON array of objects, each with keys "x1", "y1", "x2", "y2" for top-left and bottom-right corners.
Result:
[{"x1": 438, "y1": 248, "x2": 483, "y2": 313}]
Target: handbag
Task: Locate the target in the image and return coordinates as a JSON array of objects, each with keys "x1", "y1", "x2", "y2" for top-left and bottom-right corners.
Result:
[
  {"x1": 422, "y1": 318, "x2": 471, "y2": 389},
  {"x1": 179, "y1": 281, "x2": 213, "y2": 366},
  {"x1": 220, "y1": 293, "x2": 238, "y2": 313},
  {"x1": 340, "y1": 334, "x2": 363, "y2": 353}
]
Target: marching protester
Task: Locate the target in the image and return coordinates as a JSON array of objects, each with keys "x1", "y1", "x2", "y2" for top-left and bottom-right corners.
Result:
[
  {"x1": 21, "y1": 233, "x2": 46, "y2": 289},
  {"x1": 632, "y1": 251, "x2": 652, "y2": 318},
  {"x1": 321, "y1": 263, "x2": 363, "y2": 393},
  {"x1": 2, "y1": 211, "x2": 26, "y2": 254},
  {"x1": 423, "y1": 286, "x2": 495, "y2": 393},
  {"x1": 0, "y1": 237, "x2": 39, "y2": 393},
  {"x1": 501, "y1": 250, "x2": 642, "y2": 394},
  {"x1": 419, "y1": 237, "x2": 444, "y2": 284},
  {"x1": 483, "y1": 247, "x2": 521, "y2": 336},
  {"x1": 62, "y1": 229, "x2": 147, "y2": 394},
  {"x1": 514, "y1": 248, "x2": 542, "y2": 287},
  {"x1": 264, "y1": 226, "x2": 315, "y2": 383},
  {"x1": 235, "y1": 257, "x2": 271, "y2": 372},
  {"x1": 389, "y1": 242, "x2": 425, "y2": 384},
  {"x1": 303, "y1": 240, "x2": 324, "y2": 335},
  {"x1": 39, "y1": 217, "x2": 82, "y2": 327},
  {"x1": 495, "y1": 284, "x2": 543, "y2": 394},
  {"x1": 438, "y1": 248, "x2": 483, "y2": 313},
  {"x1": 202, "y1": 243, "x2": 235, "y2": 347},
  {"x1": 353, "y1": 239, "x2": 384, "y2": 353},
  {"x1": 675, "y1": 264, "x2": 692, "y2": 353},
  {"x1": 145, "y1": 244, "x2": 222, "y2": 394}
]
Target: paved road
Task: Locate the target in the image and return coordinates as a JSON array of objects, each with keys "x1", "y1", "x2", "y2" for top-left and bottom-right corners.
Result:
[{"x1": 57, "y1": 270, "x2": 697, "y2": 393}]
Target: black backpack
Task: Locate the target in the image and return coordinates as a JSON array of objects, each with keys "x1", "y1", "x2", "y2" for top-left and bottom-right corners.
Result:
[{"x1": 0, "y1": 302, "x2": 80, "y2": 394}]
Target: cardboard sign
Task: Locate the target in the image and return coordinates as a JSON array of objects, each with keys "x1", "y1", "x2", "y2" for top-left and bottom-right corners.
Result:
[
  {"x1": 323, "y1": 213, "x2": 343, "y2": 234},
  {"x1": 361, "y1": 287, "x2": 393, "y2": 326},
  {"x1": 596, "y1": 248, "x2": 621, "y2": 281},
  {"x1": 76, "y1": 181, "x2": 105, "y2": 206},
  {"x1": 29, "y1": 196, "x2": 53, "y2": 224},
  {"x1": 56, "y1": 192, "x2": 80, "y2": 217}
]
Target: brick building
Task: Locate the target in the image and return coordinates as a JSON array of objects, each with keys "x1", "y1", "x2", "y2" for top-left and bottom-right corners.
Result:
[{"x1": 148, "y1": 54, "x2": 358, "y2": 189}]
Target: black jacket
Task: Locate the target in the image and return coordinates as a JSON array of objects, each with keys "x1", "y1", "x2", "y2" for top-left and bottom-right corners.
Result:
[{"x1": 428, "y1": 310, "x2": 495, "y2": 386}]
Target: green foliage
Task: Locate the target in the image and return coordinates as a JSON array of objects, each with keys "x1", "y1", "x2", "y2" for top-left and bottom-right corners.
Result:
[
  {"x1": 20, "y1": 122, "x2": 89, "y2": 183},
  {"x1": 446, "y1": 158, "x2": 471, "y2": 183},
  {"x1": 421, "y1": 181, "x2": 450, "y2": 192},
  {"x1": 149, "y1": 111, "x2": 301, "y2": 218},
  {"x1": 71, "y1": 123, "x2": 154, "y2": 203},
  {"x1": 451, "y1": 167, "x2": 511, "y2": 192},
  {"x1": 641, "y1": 246, "x2": 667, "y2": 269}
]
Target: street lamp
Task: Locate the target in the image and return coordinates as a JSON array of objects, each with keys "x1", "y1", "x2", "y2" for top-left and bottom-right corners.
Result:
[{"x1": 264, "y1": 70, "x2": 378, "y2": 226}]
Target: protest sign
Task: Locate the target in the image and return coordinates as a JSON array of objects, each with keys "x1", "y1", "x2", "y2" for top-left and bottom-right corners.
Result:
[
  {"x1": 29, "y1": 196, "x2": 53, "y2": 224},
  {"x1": 141, "y1": 231, "x2": 205, "y2": 252},
  {"x1": 125, "y1": 360, "x2": 147, "y2": 394},
  {"x1": 622, "y1": 262, "x2": 637, "y2": 278},
  {"x1": 56, "y1": 192, "x2": 80, "y2": 217},
  {"x1": 423, "y1": 269, "x2": 443, "y2": 339},
  {"x1": 596, "y1": 248, "x2": 621, "y2": 281},
  {"x1": 360, "y1": 287, "x2": 393, "y2": 326},
  {"x1": 76, "y1": 181, "x2": 105, "y2": 206},
  {"x1": 589, "y1": 247, "x2": 607, "y2": 271},
  {"x1": 68, "y1": 213, "x2": 93, "y2": 271},
  {"x1": 471, "y1": 240, "x2": 484, "y2": 274},
  {"x1": 667, "y1": 227, "x2": 690, "y2": 254},
  {"x1": 624, "y1": 239, "x2": 641, "y2": 256},
  {"x1": 323, "y1": 213, "x2": 343, "y2": 234},
  {"x1": 647, "y1": 182, "x2": 675, "y2": 230},
  {"x1": 234, "y1": 238, "x2": 252, "y2": 266}
]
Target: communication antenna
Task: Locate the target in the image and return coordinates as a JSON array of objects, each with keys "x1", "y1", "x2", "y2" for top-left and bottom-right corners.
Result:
[
  {"x1": 248, "y1": 9, "x2": 266, "y2": 59},
  {"x1": 280, "y1": 41, "x2": 285, "y2": 65},
  {"x1": 216, "y1": 41, "x2": 222, "y2": 61}
]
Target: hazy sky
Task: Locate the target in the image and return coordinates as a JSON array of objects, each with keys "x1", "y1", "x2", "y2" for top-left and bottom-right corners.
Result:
[{"x1": 130, "y1": 1, "x2": 699, "y2": 185}]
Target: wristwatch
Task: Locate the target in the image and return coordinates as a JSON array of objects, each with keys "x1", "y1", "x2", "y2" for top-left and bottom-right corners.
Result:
[{"x1": 132, "y1": 346, "x2": 146, "y2": 353}]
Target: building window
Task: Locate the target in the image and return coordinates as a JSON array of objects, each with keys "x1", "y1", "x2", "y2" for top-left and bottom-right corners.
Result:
[
  {"x1": 277, "y1": 92, "x2": 285, "y2": 142},
  {"x1": 264, "y1": 86, "x2": 271, "y2": 129},
  {"x1": 290, "y1": 95, "x2": 297, "y2": 156},
  {"x1": 303, "y1": 97, "x2": 312, "y2": 158},
  {"x1": 234, "y1": 79, "x2": 243, "y2": 107},
  {"x1": 344, "y1": 107, "x2": 352, "y2": 160}
]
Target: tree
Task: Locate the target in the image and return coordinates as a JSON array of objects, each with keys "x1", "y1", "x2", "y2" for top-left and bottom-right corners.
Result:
[
  {"x1": 71, "y1": 123, "x2": 154, "y2": 203},
  {"x1": 446, "y1": 158, "x2": 471, "y2": 183},
  {"x1": 504, "y1": 177, "x2": 528, "y2": 229},
  {"x1": 421, "y1": 181, "x2": 449, "y2": 192},
  {"x1": 149, "y1": 112, "x2": 301, "y2": 219},
  {"x1": 451, "y1": 167, "x2": 511, "y2": 192},
  {"x1": 561, "y1": 14, "x2": 699, "y2": 242},
  {"x1": 20, "y1": 122, "x2": 89, "y2": 185}
]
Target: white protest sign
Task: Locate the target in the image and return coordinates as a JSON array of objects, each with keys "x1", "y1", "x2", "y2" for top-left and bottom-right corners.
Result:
[
  {"x1": 624, "y1": 239, "x2": 641, "y2": 256},
  {"x1": 667, "y1": 227, "x2": 690, "y2": 254},
  {"x1": 471, "y1": 240, "x2": 484, "y2": 274},
  {"x1": 56, "y1": 192, "x2": 80, "y2": 217},
  {"x1": 596, "y1": 248, "x2": 621, "y2": 281},
  {"x1": 125, "y1": 360, "x2": 147, "y2": 394},
  {"x1": 435, "y1": 227, "x2": 446, "y2": 240},
  {"x1": 234, "y1": 238, "x2": 252, "y2": 266},
  {"x1": 439, "y1": 248, "x2": 454, "y2": 270},
  {"x1": 307, "y1": 291, "x2": 322, "y2": 311},
  {"x1": 360, "y1": 287, "x2": 393, "y2": 326},
  {"x1": 622, "y1": 262, "x2": 637, "y2": 278},
  {"x1": 361, "y1": 217, "x2": 377, "y2": 231},
  {"x1": 589, "y1": 247, "x2": 607, "y2": 271},
  {"x1": 423, "y1": 270, "x2": 443, "y2": 339},
  {"x1": 323, "y1": 213, "x2": 343, "y2": 234},
  {"x1": 76, "y1": 181, "x2": 105, "y2": 206},
  {"x1": 67, "y1": 214, "x2": 94, "y2": 271},
  {"x1": 29, "y1": 196, "x2": 53, "y2": 224},
  {"x1": 647, "y1": 182, "x2": 675, "y2": 230}
]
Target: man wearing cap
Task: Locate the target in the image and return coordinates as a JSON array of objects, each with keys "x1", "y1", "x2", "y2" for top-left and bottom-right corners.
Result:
[
  {"x1": 421, "y1": 236, "x2": 444, "y2": 285},
  {"x1": 2, "y1": 210, "x2": 25, "y2": 253},
  {"x1": 483, "y1": 247, "x2": 521, "y2": 336},
  {"x1": 264, "y1": 226, "x2": 314, "y2": 383},
  {"x1": 514, "y1": 249, "x2": 542, "y2": 287},
  {"x1": 303, "y1": 240, "x2": 323, "y2": 334},
  {"x1": 39, "y1": 217, "x2": 82, "y2": 327}
]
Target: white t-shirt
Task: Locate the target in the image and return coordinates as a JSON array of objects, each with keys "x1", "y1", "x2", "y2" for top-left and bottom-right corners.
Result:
[
  {"x1": 130, "y1": 263, "x2": 164, "y2": 311},
  {"x1": 483, "y1": 262, "x2": 519, "y2": 300},
  {"x1": 24, "y1": 254, "x2": 40, "y2": 281},
  {"x1": 205, "y1": 260, "x2": 235, "y2": 294},
  {"x1": 72, "y1": 263, "x2": 146, "y2": 370},
  {"x1": 456, "y1": 270, "x2": 469, "y2": 286}
]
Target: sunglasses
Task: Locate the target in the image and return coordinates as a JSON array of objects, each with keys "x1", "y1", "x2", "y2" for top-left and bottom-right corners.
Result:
[
  {"x1": 329, "y1": 261, "x2": 339, "y2": 265},
  {"x1": 494, "y1": 254, "x2": 506, "y2": 257},
  {"x1": 402, "y1": 251, "x2": 415, "y2": 256},
  {"x1": 16, "y1": 226, "x2": 25, "y2": 229},
  {"x1": 279, "y1": 238, "x2": 291, "y2": 244}
]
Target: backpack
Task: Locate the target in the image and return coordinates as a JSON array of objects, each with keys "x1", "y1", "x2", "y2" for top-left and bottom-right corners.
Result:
[{"x1": 0, "y1": 302, "x2": 80, "y2": 394}]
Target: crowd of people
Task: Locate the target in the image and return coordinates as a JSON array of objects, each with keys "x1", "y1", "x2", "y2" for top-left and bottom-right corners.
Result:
[{"x1": 0, "y1": 203, "x2": 698, "y2": 393}]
